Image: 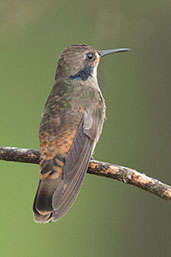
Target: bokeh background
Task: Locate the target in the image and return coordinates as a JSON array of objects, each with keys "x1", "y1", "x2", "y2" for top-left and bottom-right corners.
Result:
[{"x1": 0, "y1": 0, "x2": 171, "y2": 256}]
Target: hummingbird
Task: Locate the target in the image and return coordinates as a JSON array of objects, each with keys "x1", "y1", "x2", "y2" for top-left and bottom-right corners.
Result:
[{"x1": 33, "y1": 44, "x2": 129, "y2": 223}]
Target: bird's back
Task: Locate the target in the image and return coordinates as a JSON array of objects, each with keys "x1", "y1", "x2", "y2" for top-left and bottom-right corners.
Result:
[{"x1": 33, "y1": 76, "x2": 105, "y2": 223}]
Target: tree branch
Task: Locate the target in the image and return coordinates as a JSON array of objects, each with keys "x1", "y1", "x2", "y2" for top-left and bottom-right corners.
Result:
[{"x1": 0, "y1": 146, "x2": 171, "y2": 202}]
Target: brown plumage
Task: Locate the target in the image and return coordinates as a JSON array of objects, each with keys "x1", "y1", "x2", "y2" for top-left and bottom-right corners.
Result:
[{"x1": 33, "y1": 44, "x2": 129, "y2": 223}]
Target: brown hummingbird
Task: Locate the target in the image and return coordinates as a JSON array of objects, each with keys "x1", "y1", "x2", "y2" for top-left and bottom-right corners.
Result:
[{"x1": 33, "y1": 44, "x2": 129, "y2": 223}]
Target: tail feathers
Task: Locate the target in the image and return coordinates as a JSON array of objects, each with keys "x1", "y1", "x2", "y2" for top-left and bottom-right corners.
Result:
[
  {"x1": 33, "y1": 206, "x2": 52, "y2": 224},
  {"x1": 33, "y1": 178, "x2": 61, "y2": 223}
]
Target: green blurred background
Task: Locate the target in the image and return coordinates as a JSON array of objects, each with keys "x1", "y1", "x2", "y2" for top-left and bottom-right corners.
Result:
[{"x1": 0, "y1": 0, "x2": 171, "y2": 256}]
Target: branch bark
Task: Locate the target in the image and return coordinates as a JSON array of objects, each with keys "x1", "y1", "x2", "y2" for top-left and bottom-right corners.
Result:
[{"x1": 0, "y1": 146, "x2": 171, "y2": 202}]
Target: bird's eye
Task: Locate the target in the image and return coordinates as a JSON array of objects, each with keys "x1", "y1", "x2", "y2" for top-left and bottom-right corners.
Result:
[{"x1": 87, "y1": 52, "x2": 95, "y2": 60}]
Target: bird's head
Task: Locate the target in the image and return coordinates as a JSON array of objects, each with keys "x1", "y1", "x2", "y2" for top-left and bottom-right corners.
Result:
[{"x1": 55, "y1": 44, "x2": 130, "y2": 81}]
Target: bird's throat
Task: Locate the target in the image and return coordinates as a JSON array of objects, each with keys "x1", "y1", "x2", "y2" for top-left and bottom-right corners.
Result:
[{"x1": 69, "y1": 65, "x2": 93, "y2": 81}]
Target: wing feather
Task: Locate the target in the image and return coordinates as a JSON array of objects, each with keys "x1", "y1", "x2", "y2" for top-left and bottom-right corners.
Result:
[
  {"x1": 52, "y1": 118, "x2": 93, "y2": 221},
  {"x1": 51, "y1": 106, "x2": 104, "y2": 221}
]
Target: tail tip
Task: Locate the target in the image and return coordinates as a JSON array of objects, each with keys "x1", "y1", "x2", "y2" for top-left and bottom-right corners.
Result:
[{"x1": 33, "y1": 210, "x2": 52, "y2": 224}]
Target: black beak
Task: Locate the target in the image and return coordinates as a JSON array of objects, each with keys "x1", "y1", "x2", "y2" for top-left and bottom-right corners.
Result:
[{"x1": 98, "y1": 48, "x2": 130, "y2": 57}]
